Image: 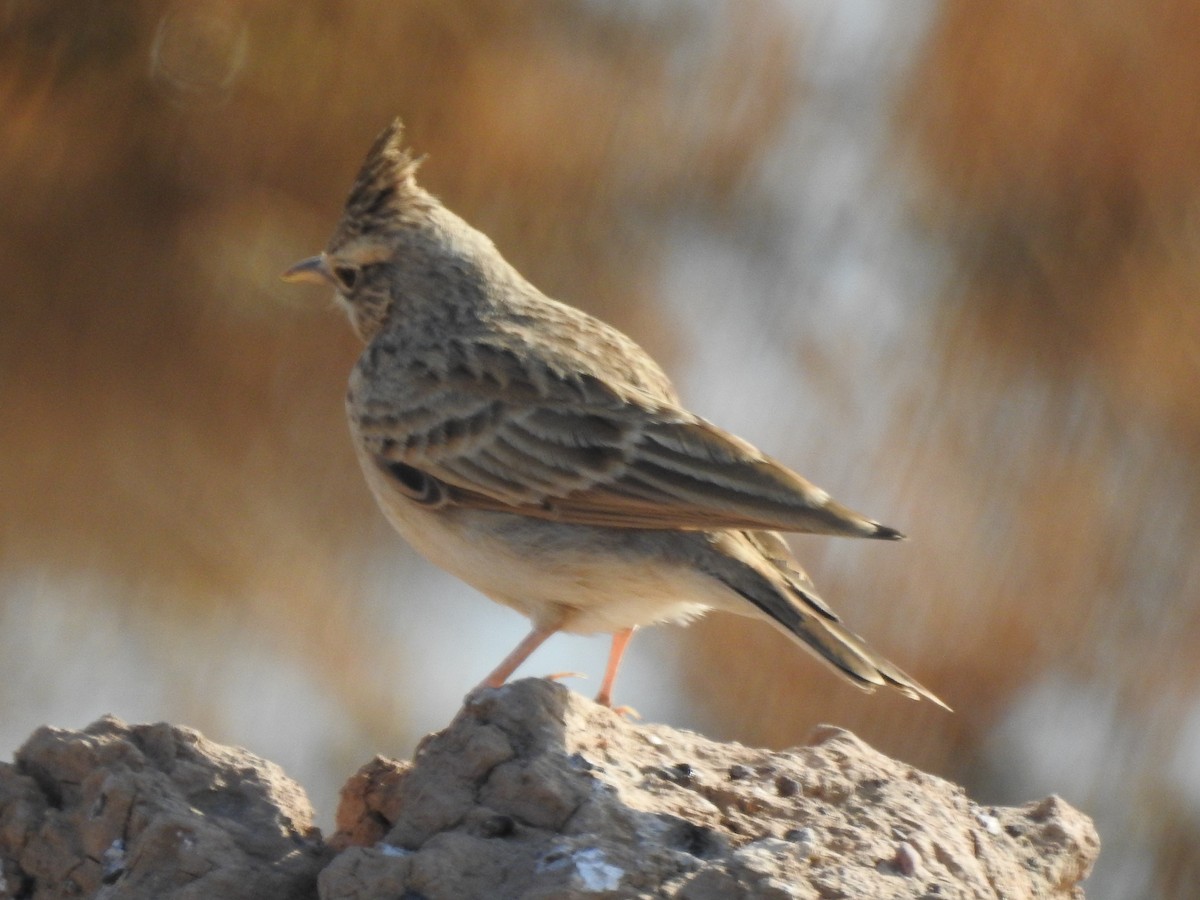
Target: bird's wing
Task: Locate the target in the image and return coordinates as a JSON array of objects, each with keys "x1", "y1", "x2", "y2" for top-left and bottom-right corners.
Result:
[{"x1": 352, "y1": 343, "x2": 901, "y2": 539}]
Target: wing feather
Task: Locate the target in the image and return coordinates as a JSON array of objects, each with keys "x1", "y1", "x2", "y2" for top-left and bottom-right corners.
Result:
[{"x1": 351, "y1": 345, "x2": 901, "y2": 538}]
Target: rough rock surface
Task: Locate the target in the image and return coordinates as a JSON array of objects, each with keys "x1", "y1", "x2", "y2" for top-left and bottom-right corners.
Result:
[
  {"x1": 0, "y1": 681, "x2": 1099, "y2": 899},
  {"x1": 323, "y1": 679, "x2": 1099, "y2": 899},
  {"x1": 0, "y1": 716, "x2": 325, "y2": 899}
]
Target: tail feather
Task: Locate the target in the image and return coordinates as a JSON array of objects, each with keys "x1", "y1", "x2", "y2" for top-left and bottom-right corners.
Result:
[
  {"x1": 706, "y1": 530, "x2": 949, "y2": 710},
  {"x1": 789, "y1": 612, "x2": 951, "y2": 710}
]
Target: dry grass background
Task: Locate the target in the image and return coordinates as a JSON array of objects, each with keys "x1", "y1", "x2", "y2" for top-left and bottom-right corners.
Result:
[
  {"x1": 0, "y1": 0, "x2": 794, "y2": 830},
  {"x1": 2, "y1": 2, "x2": 1199, "y2": 896}
]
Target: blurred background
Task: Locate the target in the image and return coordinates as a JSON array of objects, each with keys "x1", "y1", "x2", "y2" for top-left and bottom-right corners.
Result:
[{"x1": 2, "y1": 1, "x2": 1198, "y2": 895}]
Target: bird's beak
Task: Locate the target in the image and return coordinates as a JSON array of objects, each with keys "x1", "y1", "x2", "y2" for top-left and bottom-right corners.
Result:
[{"x1": 281, "y1": 254, "x2": 335, "y2": 286}]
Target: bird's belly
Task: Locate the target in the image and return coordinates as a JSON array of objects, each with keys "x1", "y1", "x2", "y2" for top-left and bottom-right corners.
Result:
[{"x1": 363, "y1": 467, "x2": 725, "y2": 634}]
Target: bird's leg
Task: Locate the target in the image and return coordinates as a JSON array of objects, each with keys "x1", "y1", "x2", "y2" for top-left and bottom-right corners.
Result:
[
  {"x1": 594, "y1": 627, "x2": 636, "y2": 708},
  {"x1": 476, "y1": 625, "x2": 558, "y2": 691}
]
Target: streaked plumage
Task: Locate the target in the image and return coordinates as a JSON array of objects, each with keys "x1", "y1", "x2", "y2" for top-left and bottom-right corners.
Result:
[{"x1": 284, "y1": 120, "x2": 947, "y2": 710}]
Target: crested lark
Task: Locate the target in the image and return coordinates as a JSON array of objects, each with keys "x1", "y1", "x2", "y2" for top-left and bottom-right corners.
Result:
[{"x1": 285, "y1": 120, "x2": 947, "y2": 710}]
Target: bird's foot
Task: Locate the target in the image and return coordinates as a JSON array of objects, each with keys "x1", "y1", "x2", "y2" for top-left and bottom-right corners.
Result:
[
  {"x1": 594, "y1": 691, "x2": 641, "y2": 720},
  {"x1": 543, "y1": 671, "x2": 587, "y2": 683}
]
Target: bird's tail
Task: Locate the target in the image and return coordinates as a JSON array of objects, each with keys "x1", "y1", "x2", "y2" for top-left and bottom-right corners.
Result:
[
  {"x1": 716, "y1": 530, "x2": 950, "y2": 710},
  {"x1": 779, "y1": 606, "x2": 951, "y2": 710}
]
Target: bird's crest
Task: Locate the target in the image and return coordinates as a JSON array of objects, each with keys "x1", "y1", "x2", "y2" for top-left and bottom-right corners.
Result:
[{"x1": 333, "y1": 118, "x2": 431, "y2": 244}]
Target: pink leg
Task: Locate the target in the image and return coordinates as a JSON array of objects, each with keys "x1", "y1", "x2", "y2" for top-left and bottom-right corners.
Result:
[
  {"x1": 595, "y1": 627, "x2": 636, "y2": 707},
  {"x1": 476, "y1": 625, "x2": 558, "y2": 690}
]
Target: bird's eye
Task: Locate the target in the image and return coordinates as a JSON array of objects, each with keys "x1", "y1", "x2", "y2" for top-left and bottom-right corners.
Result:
[{"x1": 333, "y1": 265, "x2": 360, "y2": 290}]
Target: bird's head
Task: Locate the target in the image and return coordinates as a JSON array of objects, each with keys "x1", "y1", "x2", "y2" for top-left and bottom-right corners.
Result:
[{"x1": 283, "y1": 119, "x2": 435, "y2": 341}]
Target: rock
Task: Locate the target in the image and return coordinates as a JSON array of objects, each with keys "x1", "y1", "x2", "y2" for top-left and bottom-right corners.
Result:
[
  {"x1": 323, "y1": 679, "x2": 1100, "y2": 899},
  {"x1": 0, "y1": 716, "x2": 326, "y2": 899},
  {"x1": 0, "y1": 682, "x2": 1099, "y2": 899}
]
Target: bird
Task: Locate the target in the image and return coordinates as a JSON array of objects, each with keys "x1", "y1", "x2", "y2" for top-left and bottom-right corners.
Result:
[{"x1": 283, "y1": 119, "x2": 947, "y2": 712}]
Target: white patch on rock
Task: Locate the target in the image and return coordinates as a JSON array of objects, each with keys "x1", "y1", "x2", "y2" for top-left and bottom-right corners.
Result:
[
  {"x1": 976, "y1": 811, "x2": 1002, "y2": 835},
  {"x1": 571, "y1": 847, "x2": 623, "y2": 892},
  {"x1": 375, "y1": 843, "x2": 411, "y2": 858}
]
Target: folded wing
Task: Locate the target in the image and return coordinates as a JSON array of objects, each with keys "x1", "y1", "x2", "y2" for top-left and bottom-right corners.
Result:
[{"x1": 352, "y1": 344, "x2": 902, "y2": 539}]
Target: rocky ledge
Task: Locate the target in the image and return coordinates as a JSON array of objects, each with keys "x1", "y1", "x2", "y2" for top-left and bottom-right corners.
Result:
[{"x1": 0, "y1": 679, "x2": 1098, "y2": 899}]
